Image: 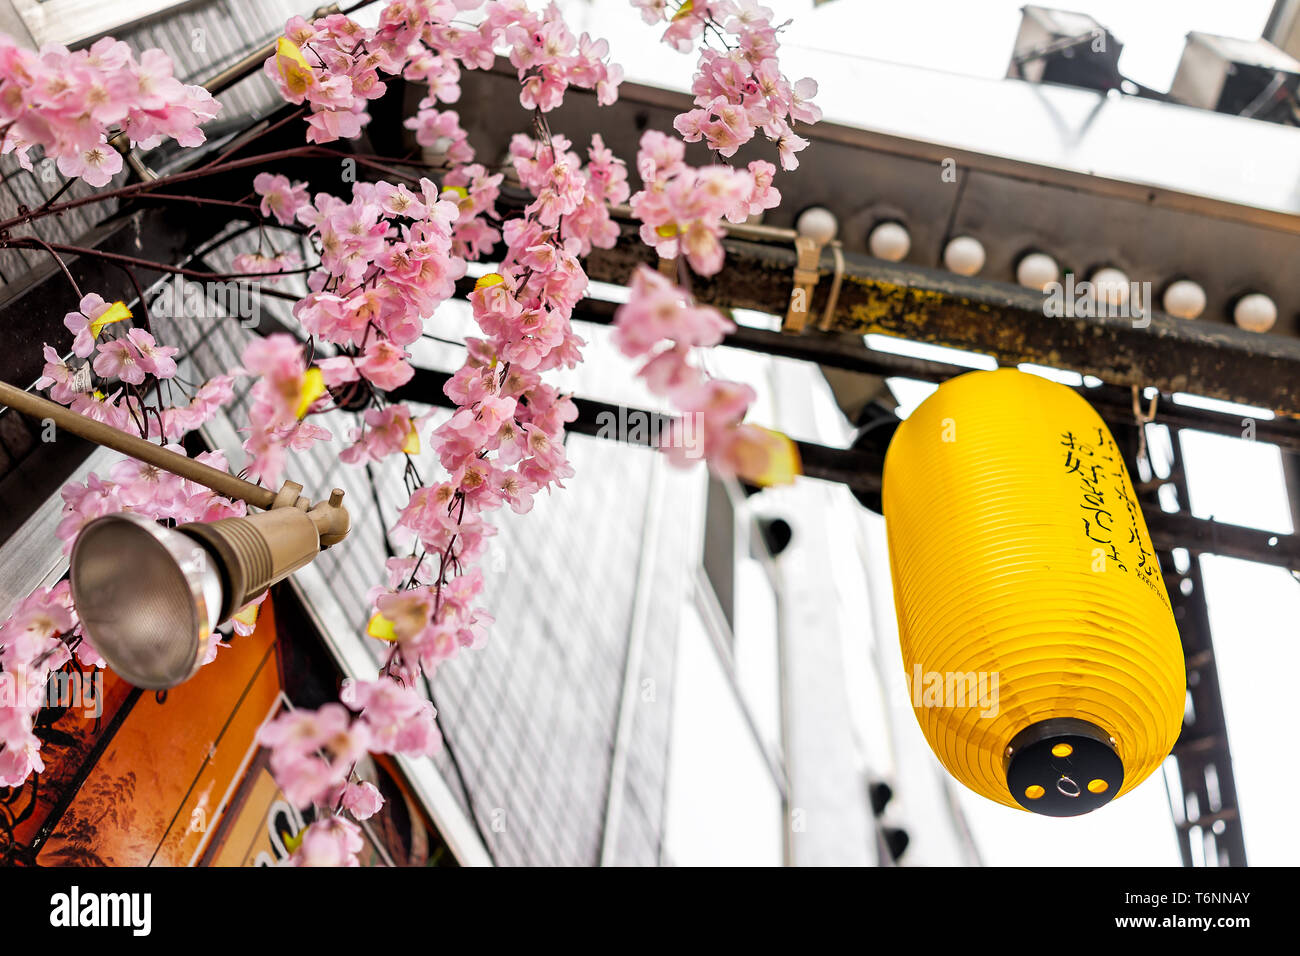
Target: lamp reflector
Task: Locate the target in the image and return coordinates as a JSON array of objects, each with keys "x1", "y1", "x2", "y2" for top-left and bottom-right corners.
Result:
[{"x1": 70, "y1": 512, "x2": 222, "y2": 690}]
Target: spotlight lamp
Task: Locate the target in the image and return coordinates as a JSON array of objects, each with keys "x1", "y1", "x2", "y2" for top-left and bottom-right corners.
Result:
[
  {"x1": 0, "y1": 381, "x2": 350, "y2": 689},
  {"x1": 881, "y1": 369, "x2": 1185, "y2": 817}
]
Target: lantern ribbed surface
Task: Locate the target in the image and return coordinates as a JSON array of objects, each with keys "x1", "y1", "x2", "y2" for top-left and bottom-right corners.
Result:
[{"x1": 882, "y1": 368, "x2": 1185, "y2": 812}]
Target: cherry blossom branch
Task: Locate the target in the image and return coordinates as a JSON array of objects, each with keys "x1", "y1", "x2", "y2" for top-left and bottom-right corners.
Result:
[
  {"x1": 4, "y1": 239, "x2": 315, "y2": 282},
  {"x1": 0, "y1": 147, "x2": 329, "y2": 233},
  {"x1": 11, "y1": 234, "x2": 84, "y2": 300},
  {"x1": 4, "y1": 0, "x2": 820, "y2": 867}
]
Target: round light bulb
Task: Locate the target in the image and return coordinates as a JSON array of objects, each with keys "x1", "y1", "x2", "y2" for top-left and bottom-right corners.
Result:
[
  {"x1": 943, "y1": 236, "x2": 985, "y2": 276},
  {"x1": 1163, "y1": 280, "x2": 1206, "y2": 320},
  {"x1": 796, "y1": 206, "x2": 838, "y2": 244},
  {"x1": 1234, "y1": 293, "x2": 1277, "y2": 333},
  {"x1": 1091, "y1": 267, "x2": 1130, "y2": 308},
  {"x1": 1016, "y1": 252, "x2": 1059, "y2": 291},
  {"x1": 868, "y1": 221, "x2": 910, "y2": 262}
]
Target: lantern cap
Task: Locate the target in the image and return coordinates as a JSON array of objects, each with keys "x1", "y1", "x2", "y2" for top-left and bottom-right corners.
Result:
[{"x1": 1004, "y1": 718, "x2": 1124, "y2": 816}]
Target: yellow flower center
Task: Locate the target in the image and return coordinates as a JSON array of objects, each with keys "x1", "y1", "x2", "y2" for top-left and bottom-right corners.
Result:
[
  {"x1": 295, "y1": 367, "x2": 326, "y2": 419},
  {"x1": 276, "y1": 38, "x2": 315, "y2": 97},
  {"x1": 89, "y1": 301, "x2": 132, "y2": 338}
]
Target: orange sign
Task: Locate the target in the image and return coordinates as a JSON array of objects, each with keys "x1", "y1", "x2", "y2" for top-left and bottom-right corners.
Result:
[
  {"x1": 37, "y1": 595, "x2": 281, "y2": 866},
  {"x1": 11, "y1": 588, "x2": 443, "y2": 867}
]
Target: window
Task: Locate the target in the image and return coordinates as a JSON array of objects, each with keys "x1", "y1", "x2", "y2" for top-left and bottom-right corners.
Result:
[{"x1": 10, "y1": 0, "x2": 193, "y2": 48}]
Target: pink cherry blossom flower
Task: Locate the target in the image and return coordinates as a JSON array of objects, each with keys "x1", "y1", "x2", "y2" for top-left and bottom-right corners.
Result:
[
  {"x1": 3, "y1": 582, "x2": 75, "y2": 642},
  {"x1": 293, "y1": 817, "x2": 364, "y2": 867},
  {"x1": 341, "y1": 678, "x2": 442, "y2": 758},
  {"x1": 68, "y1": 388, "x2": 130, "y2": 431},
  {"x1": 403, "y1": 103, "x2": 475, "y2": 164},
  {"x1": 629, "y1": 131, "x2": 759, "y2": 275},
  {"x1": 56, "y1": 144, "x2": 123, "y2": 188},
  {"x1": 56, "y1": 472, "x2": 122, "y2": 552},
  {"x1": 239, "y1": 335, "x2": 330, "y2": 484},
  {"x1": 612, "y1": 266, "x2": 734, "y2": 355},
  {"x1": 0, "y1": 581, "x2": 81, "y2": 786},
  {"x1": 275, "y1": 754, "x2": 344, "y2": 808},
  {"x1": 772, "y1": 121, "x2": 811, "y2": 170},
  {"x1": 91, "y1": 336, "x2": 146, "y2": 385},
  {"x1": 340, "y1": 404, "x2": 422, "y2": 465},
  {"x1": 356, "y1": 340, "x2": 414, "y2": 391},
  {"x1": 231, "y1": 249, "x2": 302, "y2": 282},
  {"x1": 304, "y1": 105, "x2": 369, "y2": 144},
  {"x1": 678, "y1": 378, "x2": 758, "y2": 427},
  {"x1": 110, "y1": 451, "x2": 187, "y2": 511},
  {"x1": 126, "y1": 328, "x2": 178, "y2": 379},
  {"x1": 258, "y1": 702, "x2": 352, "y2": 756},
  {"x1": 0, "y1": 35, "x2": 220, "y2": 185},
  {"x1": 0, "y1": 734, "x2": 44, "y2": 788},
  {"x1": 638, "y1": 344, "x2": 704, "y2": 400},
  {"x1": 374, "y1": 181, "x2": 427, "y2": 219},
  {"x1": 631, "y1": 0, "x2": 669, "y2": 25},
  {"x1": 636, "y1": 0, "x2": 818, "y2": 166},
  {"x1": 64, "y1": 293, "x2": 128, "y2": 358},
  {"x1": 34, "y1": 346, "x2": 84, "y2": 404},
  {"x1": 317, "y1": 355, "x2": 361, "y2": 387},
  {"x1": 253, "y1": 171, "x2": 310, "y2": 225},
  {"x1": 341, "y1": 780, "x2": 384, "y2": 820}
]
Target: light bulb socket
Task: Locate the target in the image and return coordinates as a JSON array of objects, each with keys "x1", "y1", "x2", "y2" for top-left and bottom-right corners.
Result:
[
  {"x1": 180, "y1": 508, "x2": 321, "y2": 621},
  {"x1": 1004, "y1": 717, "x2": 1124, "y2": 817}
]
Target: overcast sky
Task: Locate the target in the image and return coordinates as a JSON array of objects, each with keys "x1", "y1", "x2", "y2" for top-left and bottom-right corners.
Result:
[{"x1": 565, "y1": 0, "x2": 1278, "y2": 91}]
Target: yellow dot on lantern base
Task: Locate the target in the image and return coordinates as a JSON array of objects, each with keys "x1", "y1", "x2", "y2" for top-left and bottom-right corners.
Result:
[
  {"x1": 1052, "y1": 743, "x2": 1074, "y2": 758},
  {"x1": 1024, "y1": 785, "x2": 1045, "y2": 800},
  {"x1": 1088, "y1": 779, "x2": 1109, "y2": 794}
]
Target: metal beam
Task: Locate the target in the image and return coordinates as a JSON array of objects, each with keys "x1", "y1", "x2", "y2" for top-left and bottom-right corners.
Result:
[
  {"x1": 558, "y1": 290, "x2": 1300, "y2": 452},
  {"x1": 580, "y1": 234, "x2": 1300, "y2": 419},
  {"x1": 392, "y1": 366, "x2": 1300, "y2": 569},
  {"x1": 1113, "y1": 417, "x2": 1248, "y2": 866}
]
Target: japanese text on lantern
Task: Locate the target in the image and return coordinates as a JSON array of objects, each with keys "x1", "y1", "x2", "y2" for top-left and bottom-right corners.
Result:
[{"x1": 1061, "y1": 427, "x2": 1169, "y2": 608}]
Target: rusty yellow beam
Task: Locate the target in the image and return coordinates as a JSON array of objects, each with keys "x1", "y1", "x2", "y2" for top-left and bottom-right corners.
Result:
[{"x1": 583, "y1": 234, "x2": 1300, "y2": 419}]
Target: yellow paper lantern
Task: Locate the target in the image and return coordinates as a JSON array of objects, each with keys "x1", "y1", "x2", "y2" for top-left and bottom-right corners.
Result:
[{"x1": 882, "y1": 369, "x2": 1185, "y2": 816}]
